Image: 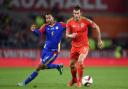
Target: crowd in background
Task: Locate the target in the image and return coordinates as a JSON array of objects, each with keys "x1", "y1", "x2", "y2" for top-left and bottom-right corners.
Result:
[
  {"x1": 0, "y1": 12, "x2": 40, "y2": 48},
  {"x1": 0, "y1": 12, "x2": 128, "y2": 51},
  {"x1": 0, "y1": 0, "x2": 128, "y2": 51}
]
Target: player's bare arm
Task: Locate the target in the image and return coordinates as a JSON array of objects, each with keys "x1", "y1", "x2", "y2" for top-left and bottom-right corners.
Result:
[
  {"x1": 66, "y1": 31, "x2": 77, "y2": 38},
  {"x1": 88, "y1": 19, "x2": 103, "y2": 49},
  {"x1": 94, "y1": 23, "x2": 103, "y2": 49}
]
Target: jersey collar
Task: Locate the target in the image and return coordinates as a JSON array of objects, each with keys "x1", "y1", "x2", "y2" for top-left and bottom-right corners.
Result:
[{"x1": 49, "y1": 21, "x2": 56, "y2": 27}]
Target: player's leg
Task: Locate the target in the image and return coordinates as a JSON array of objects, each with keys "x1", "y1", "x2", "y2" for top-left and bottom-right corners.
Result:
[
  {"x1": 18, "y1": 51, "x2": 61, "y2": 86},
  {"x1": 67, "y1": 46, "x2": 79, "y2": 86},
  {"x1": 42, "y1": 51, "x2": 63, "y2": 75},
  {"x1": 77, "y1": 46, "x2": 89, "y2": 87},
  {"x1": 67, "y1": 59, "x2": 77, "y2": 86},
  {"x1": 17, "y1": 50, "x2": 46, "y2": 86},
  {"x1": 17, "y1": 63, "x2": 45, "y2": 86},
  {"x1": 47, "y1": 63, "x2": 63, "y2": 75}
]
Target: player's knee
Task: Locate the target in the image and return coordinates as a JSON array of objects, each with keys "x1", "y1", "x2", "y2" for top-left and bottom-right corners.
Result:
[
  {"x1": 36, "y1": 64, "x2": 46, "y2": 71},
  {"x1": 78, "y1": 63, "x2": 84, "y2": 70},
  {"x1": 41, "y1": 64, "x2": 46, "y2": 69},
  {"x1": 70, "y1": 62, "x2": 75, "y2": 69},
  {"x1": 78, "y1": 60, "x2": 83, "y2": 65}
]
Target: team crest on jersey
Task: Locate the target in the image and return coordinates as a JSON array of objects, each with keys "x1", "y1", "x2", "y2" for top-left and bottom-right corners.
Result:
[
  {"x1": 72, "y1": 25, "x2": 76, "y2": 28},
  {"x1": 80, "y1": 23, "x2": 85, "y2": 27},
  {"x1": 55, "y1": 26, "x2": 59, "y2": 30}
]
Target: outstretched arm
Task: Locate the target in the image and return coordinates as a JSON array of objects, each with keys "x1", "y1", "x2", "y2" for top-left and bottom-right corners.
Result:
[
  {"x1": 30, "y1": 24, "x2": 45, "y2": 36},
  {"x1": 60, "y1": 22, "x2": 66, "y2": 28},
  {"x1": 31, "y1": 24, "x2": 40, "y2": 35}
]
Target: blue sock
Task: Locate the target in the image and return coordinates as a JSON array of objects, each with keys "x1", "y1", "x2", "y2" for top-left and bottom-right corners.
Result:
[
  {"x1": 24, "y1": 71, "x2": 38, "y2": 85},
  {"x1": 47, "y1": 64, "x2": 59, "y2": 69}
]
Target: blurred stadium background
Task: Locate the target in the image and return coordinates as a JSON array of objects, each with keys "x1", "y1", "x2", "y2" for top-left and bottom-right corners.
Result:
[{"x1": 0, "y1": 0, "x2": 128, "y2": 67}]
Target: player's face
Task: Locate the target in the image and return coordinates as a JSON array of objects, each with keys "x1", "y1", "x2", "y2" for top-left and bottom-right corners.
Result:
[
  {"x1": 45, "y1": 15, "x2": 54, "y2": 24},
  {"x1": 73, "y1": 10, "x2": 81, "y2": 21}
]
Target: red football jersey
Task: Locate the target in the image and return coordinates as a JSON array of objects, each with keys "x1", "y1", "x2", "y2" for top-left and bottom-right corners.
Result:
[{"x1": 66, "y1": 17, "x2": 95, "y2": 47}]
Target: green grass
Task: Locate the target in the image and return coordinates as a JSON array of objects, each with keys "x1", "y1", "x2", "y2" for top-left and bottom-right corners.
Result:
[{"x1": 0, "y1": 67, "x2": 128, "y2": 89}]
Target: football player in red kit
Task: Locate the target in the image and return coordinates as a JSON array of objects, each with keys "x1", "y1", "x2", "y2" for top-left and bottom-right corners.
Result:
[{"x1": 66, "y1": 5, "x2": 103, "y2": 87}]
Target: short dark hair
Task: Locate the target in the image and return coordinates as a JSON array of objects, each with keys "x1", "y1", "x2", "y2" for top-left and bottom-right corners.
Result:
[
  {"x1": 73, "y1": 5, "x2": 81, "y2": 11},
  {"x1": 42, "y1": 12, "x2": 53, "y2": 19},
  {"x1": 44, "y1": 12, "x2": 52, "y2": 16}
]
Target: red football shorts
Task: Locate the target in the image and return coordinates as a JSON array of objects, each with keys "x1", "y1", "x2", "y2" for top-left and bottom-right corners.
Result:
[{"x1": 70, "y1": 46, "x2": 89, "y2": 60}]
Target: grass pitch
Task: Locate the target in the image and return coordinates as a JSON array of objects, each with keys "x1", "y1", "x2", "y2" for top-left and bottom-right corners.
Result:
[{"x1": 0, "y1": 67, "x2": 128, "y2": 89}]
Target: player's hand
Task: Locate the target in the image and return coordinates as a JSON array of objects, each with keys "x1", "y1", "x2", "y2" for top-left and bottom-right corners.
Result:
[
  {"x1": 71, "y1": 33, "x2": 77, "y2": 38},
  {"x1": 98, "y1": 40, "x2": 104, "y2": 49},
  {"x1": 30, "y1": 24, "x2": 37, "y2": 31}
]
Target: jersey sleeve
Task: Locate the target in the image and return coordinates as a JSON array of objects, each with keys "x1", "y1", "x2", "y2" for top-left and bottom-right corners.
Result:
[
  {"x1": 60, "y1": 22, "x2": 66, "y2": 28},
  {"x1": 86, "y1": 19, "x2": 96, "y2": 28},
  {"x1": 39, "y1": 24, "x2": 46, "y2": 33},
  {"x1": 32, "y1": 24, "x2": 46, "y2": 36},
  {"x1": 66, "y1": 21, "x2": 72, "y2": 34}
]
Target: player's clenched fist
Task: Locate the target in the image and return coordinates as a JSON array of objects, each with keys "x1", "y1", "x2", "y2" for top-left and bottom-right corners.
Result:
[
  {"x1": 30, "y1": 24, "x2": 37, "y2": 31},
  {"x1": 98, "y1": 40, "x2": 104, "y2": 49},
  {"x1": 71, "y1": 33, "x2": 78, "y2": 38}
]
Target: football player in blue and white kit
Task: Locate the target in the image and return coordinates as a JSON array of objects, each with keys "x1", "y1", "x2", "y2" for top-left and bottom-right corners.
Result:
[{"x1": 17, "y1": 12, "x2": 66, "y2": 86}]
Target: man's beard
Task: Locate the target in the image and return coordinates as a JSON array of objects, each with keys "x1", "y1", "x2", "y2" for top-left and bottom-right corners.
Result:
[{"x1": 75, "y1": 17, "x2": 80, "y2": 21}]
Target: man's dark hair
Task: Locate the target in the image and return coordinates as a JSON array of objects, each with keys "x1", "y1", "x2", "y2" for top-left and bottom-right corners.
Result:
[
  {"x1": 73, "y1": 5, "x2": 81, "y2": 10},
  {"x1": 42, "y1": 12, "x2": 53, "y2": 23},
  {"x1": 44, "y1": 12, "x2": 51, "y2": 16},
  {"x1": 43, "y1": 12, "x2": 54, "y2": 19}
]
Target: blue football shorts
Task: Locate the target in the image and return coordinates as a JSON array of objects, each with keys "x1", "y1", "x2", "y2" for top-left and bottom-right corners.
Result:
[{"x1": 40, "y1": 49, "x2": 58, "y2": 65}]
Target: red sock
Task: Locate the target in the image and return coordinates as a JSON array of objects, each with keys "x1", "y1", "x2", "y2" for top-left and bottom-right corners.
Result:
[
  {"x1": 71, "y1": 67, "x2": 77, "y2": 81},
  {"x1": 77, "y1": 64, "x2": 84, "y2": 82}
]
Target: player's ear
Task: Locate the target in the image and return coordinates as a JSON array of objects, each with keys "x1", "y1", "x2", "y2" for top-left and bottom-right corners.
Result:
[
  {"x1": 80, "y1": 11, "x2": 82, "y2": 16},
  {"x1": 80, "y1": 9, "x2": 83, "y2": 15}
]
